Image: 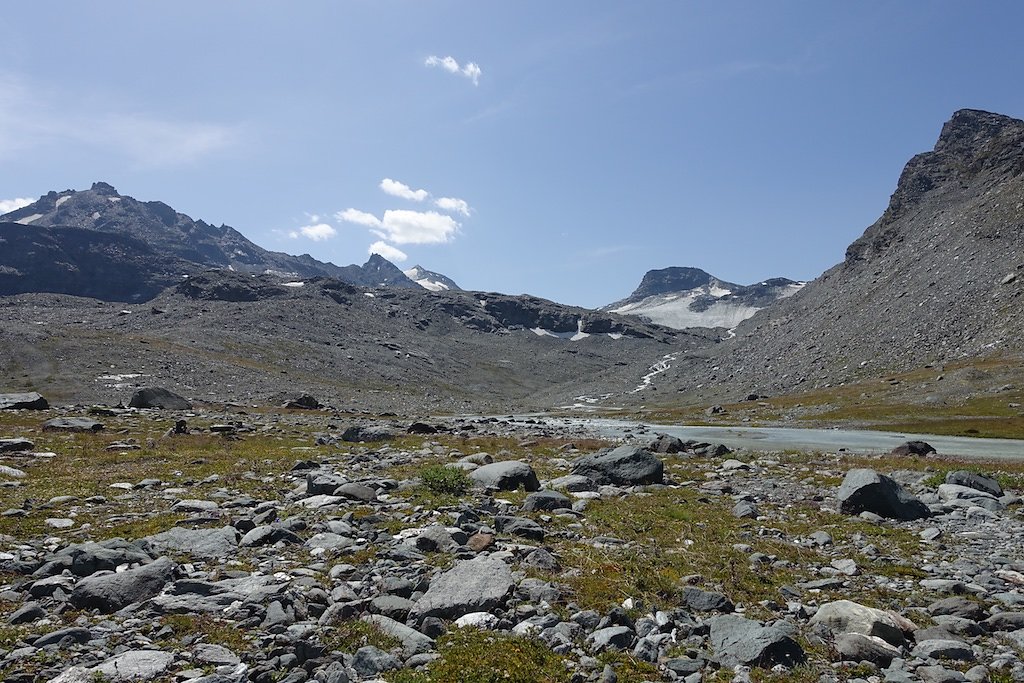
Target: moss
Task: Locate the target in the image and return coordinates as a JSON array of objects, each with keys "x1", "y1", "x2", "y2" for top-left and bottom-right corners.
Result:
[
  {"x1": 321, "y1": 619, "x2": 402, "y2": 653},
  {"x1": 387, "y1": 628, "x2": 570, "y2": 683},
  {"x1": 159, "y1": 614, "x2": 250, "y2": 652}
]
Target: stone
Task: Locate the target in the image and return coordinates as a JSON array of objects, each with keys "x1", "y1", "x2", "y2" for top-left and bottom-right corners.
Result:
[
  {"x1": 341, "y1": 425, "x2": 397, "y2": 442},
  {"x1": 283, "y1": 394, "x2": 321, "y2": 409},
  {"x1": 732, "y1": 500, "x2": 759, "y2": 519},
  {"x1": 836, "y1": 469, "x2": 930, "y2": 520},
  {"x1": 144, "y1": 526, "x2": 239, "y2": 560},
  {"x1": 681, "y1": 586, "x2": 734, "y2": 612},
  {"x1": 409, "y1": 555, "x2": 514, "y2": 621},
  {"x1": 928, "y1": 596, "x2": 987, "y2": 621},
  {"x1": 983, "y1": 611, "x2": 1024, "y2": 632},
  {"x1": 70, "y1": 557, "x2": 178, "y2": 612},
  {"x1": 548, "y1": 474, "x2": 596, "y2": 492},
  {"x1": 891, "y1": 440, "x2": 936, "y2": 456},
  {"x1": 494, "y1": 515, "x2": 545, "y2": 541},
  {"x1": 522, "y1": 490, "x2": 572, "y2": 512},
  {"x1": 708, "y1": 614, "x2": 805, "y2": 668},
  {"x1": 571, "y1": 445, "x2": 664, "y2": 486},
  {"x1": 945, "y1": 470, "x2": 1003, "y2": 497},
  {"x1": 361, "y1": 614, "x2": 434, "y2": 657},
  {"x1": 306, "y1": 472, "x2": 347, "y2": 495},
  {"x1": 42, "y1": 417, "x2": 104, "y2": 432},
  {"x1": 335, "y1": 482, "x2": 377, "y2": 501},
  {"x1": 8, "y1": 602, "x2": 46, "y2": 624},
  {"x1": 414, "y1": 525, "x2": 458, "y2": 552},
  {"x1": 912, "y1": 638, "x2": 975, "y2": 661},
  {"x1": 128, "y1": 387, "x2": 192, "y2": 410},
  {"x1": 351, "y1": 646, "x2": 401, "y2": 677},
  {"x1": 33, "y1": 626, "x2": 94, "y2": 648},
  {"x1": 648, "y1": 434, "x2": 685, "y2": 454},
  {"x1": 91, "y1": 650, "x2": 175, "y2": 682},
  {"x1": 587, "y1": 626, "x2": 635, "y2": 652},
  {"x1": 522, "y1": 548, "x2": 561, "y2": 572},
  {"x1": 42, "y1": 538, "x2": 154, "y2": 577},
  {"x1": 192, "y1": 643, "x2": 240, "y2": 666},
  {"x1": 469, "y1": 460, "x2": 541, "y2": 491},
  {"x1": 835, "y1": 632, "x2": 901, "y2": 666},
  {"x1": 0, "y1": 392, "x2": 48, "y2": 410},
  {"x1": 916, "y1": 665, "x2": 968, "y2": 683},
  {"x1": 0, "y1": 437, "x2": 34, "y2": 453},
  {"x1": 455, "y1": 611, "x2": 499, "y2": 629},
  {"x1": 808, "y1": 600, "x2": 907, "y2": 646}
]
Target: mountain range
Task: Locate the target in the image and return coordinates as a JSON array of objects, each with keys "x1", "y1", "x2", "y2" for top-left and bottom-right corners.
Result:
[{"x1": 2, "y1": 108, "x2": 1023, "y2": 413}]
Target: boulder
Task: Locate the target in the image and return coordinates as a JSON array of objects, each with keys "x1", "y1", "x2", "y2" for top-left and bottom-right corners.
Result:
[
  {"x1": 70, "y1": 557, "x2": 178, "y2": 612},
  {"x1": 835, "y1": 632, "x2": 902, "y2": 666},
  {"x1": 42, "y1": 417, "x2": 104, "y2": 433},
  {"x1": 891, "y1": 440, "x2": 936, "y2": 456},
  {"x1": 469, "y1": 460, "x2": 540, "y2": 491},
  {"x1": 494, "y1": 515, "x2": 545, "y2": 541},
  {"x1": 0, "y1": 437, "x2": 34, "y2": 453},
  {"x1": 648, "y1": 434, "x2": 685, "y2": 454},
  {"x1": 341, "y1": 425, "x2": 397, "y2": 442},
  {"x1": 681, "y1": 586, "x2": 734, "y2": 613},
  {"x1": 409, "y1": 555, "x2": 514, "y2": 621},
  {"x1": 144, "y1": 526, "x2": 239, "y2": 560},
  {"x1": 522, "y1": 490, "x2": 572, "y2": 512},
  {"x1": 128, "y1": 387, "x2": 192, "y2": 410},
  {"x1": 708, "y1": 614, "x2": 805, "y2": 668},
  {"x1": 571, "y1": 445, "x2": 664, "y2": 486},
  {"x1": 361, "y1": 614, "x2": 434, "y2": 657},
  {"x1": 837, "y1": 469, "x2": 930, "y2": 520},
  {"x1": 91, "y1": 650, "x2": 175, "y2": 682},
  {"x1": 945, "y1": 470, "x2": 1003, "y2": 497},
  {"x1": 40, "y1": 538, "x2": 154, "y2": 577},
  {"x1": 808, "y1": 600, "x2": 908, "y2": 646},
  {"x1": 0, "y1": 392, "x2": 48, "y2": 410},
  {"x1": 283, "y1": 394, "x2": 322, "y2": 409}
]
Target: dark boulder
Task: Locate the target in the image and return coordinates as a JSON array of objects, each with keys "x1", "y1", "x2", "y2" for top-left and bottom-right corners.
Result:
[
  {"x1": 945, "y1": 470, "x2": 1002, "y2": 497},
  {"x1": 0, "y1": 392, "x2": 49, "y2": 410},
  {"x1": 469, "y1": 460, "x2": 541, "y2": 491},
  {"x1": 837, "y1": 468, "x2": 930, "y2": 520},
  {"x1": 891, "y1": 440, "x2": 936, "y2": 456},
  {"x1": 129, "y1": 387, "x2": 192, "y2": 410},
  {"x1": 41, "y1": 417, "x2": 104, "y2": 432},
  {"x1": 648, "y1": 434, "x2": 685, "y2": 454},
  {"x1": 571, "y1": 445, "x2": 664, "y2": 486},
  {"x1": 283, "y1": 394, "x2": 322, "y2": 410}
]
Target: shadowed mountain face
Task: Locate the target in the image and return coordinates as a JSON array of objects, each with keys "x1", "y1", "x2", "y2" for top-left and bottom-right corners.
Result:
[
  {"x1": 0, "y1": 182, "x2": 418, "y2": 300},
  {"x1": 663, "y1": 109, "x2": 1024, "y2": 399}
]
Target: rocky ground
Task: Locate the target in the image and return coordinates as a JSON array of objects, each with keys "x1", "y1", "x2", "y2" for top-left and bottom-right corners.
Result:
[{"x1": 1, "y1": 397, "x2": 1024, "y2": 683}]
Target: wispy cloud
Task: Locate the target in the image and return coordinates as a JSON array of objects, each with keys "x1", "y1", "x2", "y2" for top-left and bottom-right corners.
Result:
[
  {"x1": 0, "y1": 197, "x2": 34, "y2": 215},
  {"x1": 425, "y1": 55, "x2": 482, "y2": 86},
  {"x1": 380, "y1": 178, "x2": 428, "y2": 202},
  {"x1": 434, "y1": 196, "x2": 471, "y2": 217},
  {"x1": 288, "y1": 223, "x2": 337, "y2": 241},
  {"x1": 0, "y1": 72, "x2": 243, "y2": 167},
  {"x1": 336, "y1": 208, "x2": 459, "y2": 245},
  {"x1": 368, "y1": 241, "x2": 408, "y2": 263}
]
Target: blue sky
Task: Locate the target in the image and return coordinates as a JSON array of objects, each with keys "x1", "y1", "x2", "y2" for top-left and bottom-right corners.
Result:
[{"x1": 2, "y1": 2, "x2": 1022, "y2": 307}]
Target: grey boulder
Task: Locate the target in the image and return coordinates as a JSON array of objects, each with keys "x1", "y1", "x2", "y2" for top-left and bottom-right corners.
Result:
[
  {"x1": 708, "y1": 614, "x2": 805, "y2": 668},
  {"x1": 571, "y1": 445, "x2": 664, "y2": 486},
  {"x1": 144, "y1": 526, "x2": 239, "y2": 560},
  {"x1": 837, "y1": 468, "x2": 930, "y2": 520},
  {"x1": 409, "y1": 555, "x2": 514, "y2": 621},
  {"x1": 469, "y1": 460, "x2": 540, "y2": 491},
  {"x1": 0, "y1": 392, "x2": 48, "y2": 410},
  {"x1": 945, "y1": 470, "x2": 1002, "y2": 497},
  {"x1": 70, "y1": 557, "x2": 178, "y2": 612},
  {"x1": 42, "y1": 417, "x2": 104, "y2": 433}
]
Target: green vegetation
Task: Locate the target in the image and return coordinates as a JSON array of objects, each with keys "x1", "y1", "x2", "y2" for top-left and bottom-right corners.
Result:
[
  {"x1": 321, "y1": 619, "x2": 402, "y2": 653},
  {"x1": 388, "y1": 629, "x2": 570, "y2": 683},
  {"x1": 159, "y1": 614, "x2": 251, "y2": 652},
  {"x1": 419, "y1": 464, "x2": 471, "y2": 496}
]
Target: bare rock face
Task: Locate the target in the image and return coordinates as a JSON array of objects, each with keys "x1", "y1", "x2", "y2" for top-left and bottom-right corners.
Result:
[{"x1": 669, "y1": 109, "x2": 1024, "y2": 402}]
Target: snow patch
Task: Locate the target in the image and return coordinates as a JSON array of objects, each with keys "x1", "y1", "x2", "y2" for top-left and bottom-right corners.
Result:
[
  {"x1": 97, "y1": 373, "x2": 146, "y2": 390},
  {"x1": 282, "y1": 281, "x2": 305, "y2": 288},
  {"x1": 364, "y1": 292, "x2": 375, "y2": 298},
  {"x1": 55, "y1": 195, "x2": 71, "y2": 208},
  {"x1": 91, "y1": 212, "x2": 101, "y2": 220},
  {"x1": 15, "y1": 214, "x2": 43, "y2": 225},
  {"x1": 630, "y1": 353, "x2": 678, "y2": 393},
  {"x1": 530, "y1": 319, "x2": 591, "y2": 341},
  {"x1": 108, "y1": 197, "x2": 121, "y2": 203}
]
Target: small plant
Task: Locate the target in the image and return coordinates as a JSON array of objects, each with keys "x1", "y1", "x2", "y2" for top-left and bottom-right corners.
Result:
[{"x1": 419, "y1": 465, "x2": 471, "y2": 496}]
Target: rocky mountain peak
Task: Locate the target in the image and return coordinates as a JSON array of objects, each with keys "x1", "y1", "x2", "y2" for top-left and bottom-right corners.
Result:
[
  {"x1": 628, "y1": 267, "x2": 732, "y2": 301},
  {"x1": 89, "y1": 181, "x2": 118, "y2": 196}
]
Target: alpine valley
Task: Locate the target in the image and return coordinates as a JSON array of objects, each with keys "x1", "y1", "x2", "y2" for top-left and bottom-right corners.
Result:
[{"x1": 4, "y1": 111, "x2": 1024, "y2": 683}]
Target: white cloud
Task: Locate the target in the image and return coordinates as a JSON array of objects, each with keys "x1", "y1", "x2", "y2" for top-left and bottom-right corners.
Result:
[
  {"x1": 338, "y1": 207, "x2": 460, "y2": 245},
  {"x1": 434, "y1": 196, "x2": 471, "y2": 217},
  {"x1": 379, "y1": 178, "x2": 428, "y2": 202},
  {"x1": 425, "y1": 55, "x2": 482, "y2": 86},
  {"x1": 335, "y1": 208, "x2": 381, "y2": 228},
  {"x1": 0, "y1": 71, "x2": 242, "y2": 167},
  {"x1": 368, "y1": 241, "x2": 408, "y2": 263},
  {"x1": 289, "y1": 223, "x2": 337, "y2": 241},
  {"x1": 0, "y1": 197, "x2": 34, "y2": 215}
]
